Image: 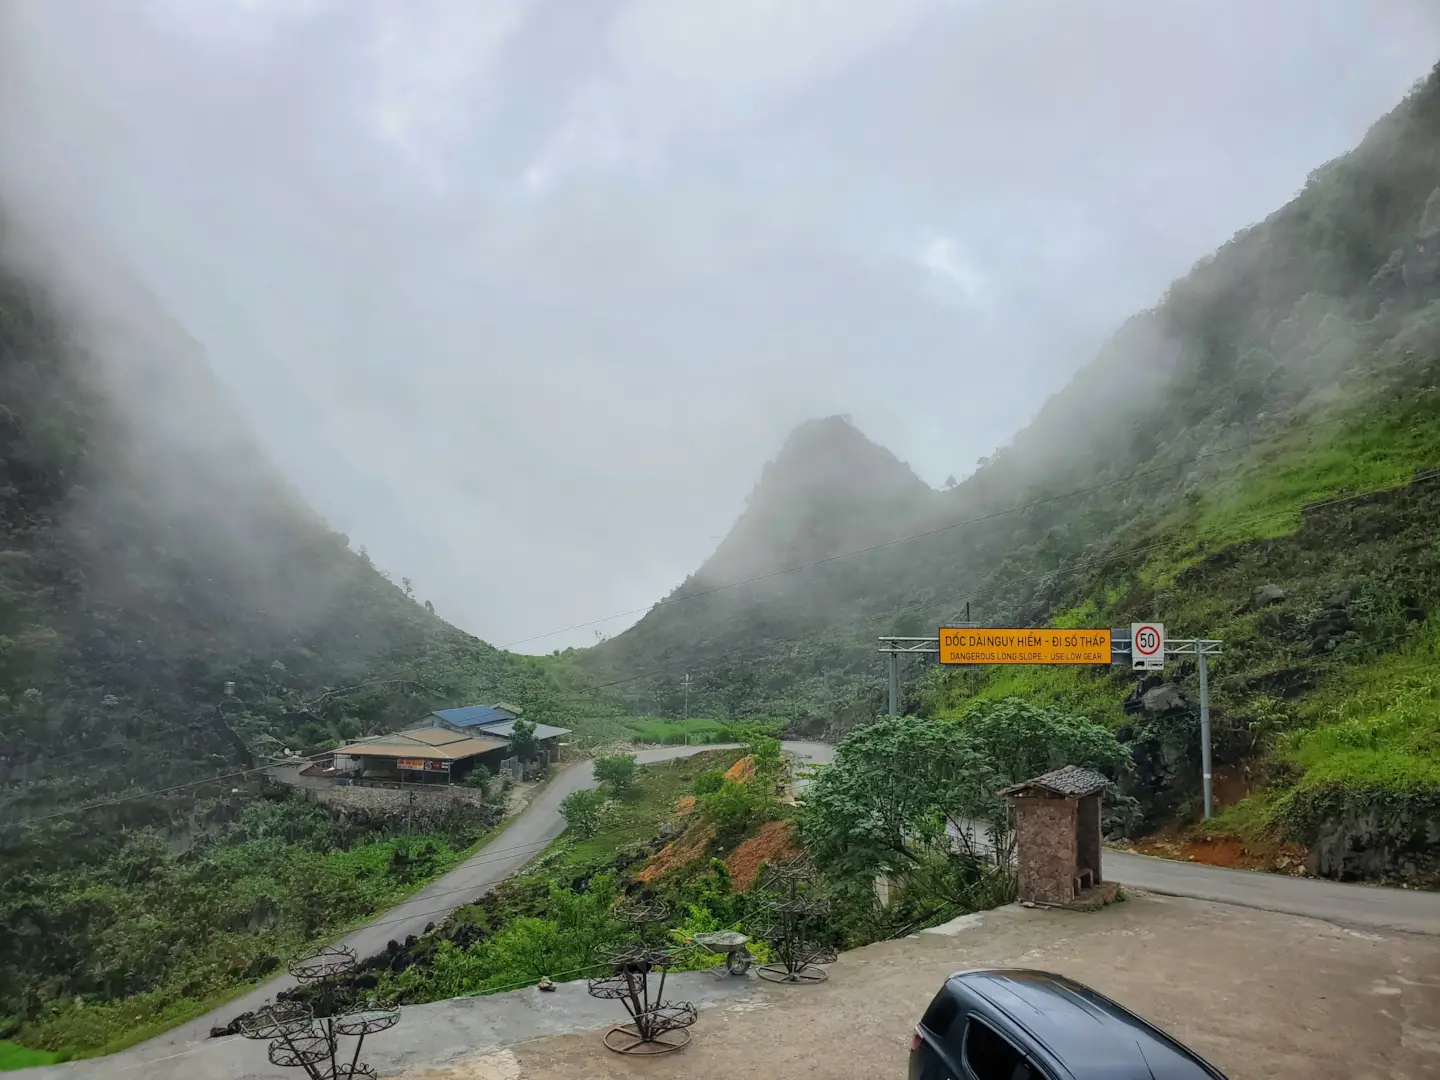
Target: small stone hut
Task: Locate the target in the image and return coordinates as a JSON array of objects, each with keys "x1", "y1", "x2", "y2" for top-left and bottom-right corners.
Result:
[{"x1": 998, "y1": 765, "x2": 1109, "y2": 906}]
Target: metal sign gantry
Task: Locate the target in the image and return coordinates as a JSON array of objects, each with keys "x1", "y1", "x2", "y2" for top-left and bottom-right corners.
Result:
[{"x1": 878, "y1": 627, "x2": 1224, "y2": 820}]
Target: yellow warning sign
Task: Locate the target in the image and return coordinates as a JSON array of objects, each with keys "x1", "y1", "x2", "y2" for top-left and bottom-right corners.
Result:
[{"x1": 938, "y1": 627, "x2": 1112, "y2": 665}]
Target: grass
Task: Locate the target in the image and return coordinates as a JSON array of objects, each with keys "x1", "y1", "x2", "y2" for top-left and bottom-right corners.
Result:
[
  {"x1": 1281, "y1": 635, "x2": 1440, "y2": 792},
  {"x1": 0, "y1": 1041, "x2": 64, "y2": 1072},
  {"x1": 553, "y1": 749, "x2": 742, "y2": 869},
  {"x1": 1203, "y1": 630, "x2": 1440, "y2": 842},
  {"x1": 1148, "y1": 392, "x2": 1440, "y2": 586},
  {"x1": 931, "y1": 664, "x2": 1129, "y2": 728}
]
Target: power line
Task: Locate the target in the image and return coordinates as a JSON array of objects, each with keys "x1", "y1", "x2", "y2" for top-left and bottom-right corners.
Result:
[{"x1": 499, "y1": 411, "x2": 1361, "y2": 649}]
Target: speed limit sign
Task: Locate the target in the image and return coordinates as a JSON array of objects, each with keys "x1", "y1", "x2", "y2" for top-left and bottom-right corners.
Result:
[{"x1": 1130, "y1": 622, "x2": 1165, "y2": 671}]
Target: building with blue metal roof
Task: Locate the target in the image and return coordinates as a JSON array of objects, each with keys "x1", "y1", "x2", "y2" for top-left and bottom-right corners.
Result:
[
  {"x1": 422, "y1": 703, "x2": 572, "y2": 746},
  {"x1": 429, "y1": 704, "x2": 520, "y2": 729}
]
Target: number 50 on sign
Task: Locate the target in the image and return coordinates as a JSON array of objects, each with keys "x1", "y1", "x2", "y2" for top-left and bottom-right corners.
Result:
[{"x1": 1130, "y1": 622, "x2": 1165, "y2": 671}]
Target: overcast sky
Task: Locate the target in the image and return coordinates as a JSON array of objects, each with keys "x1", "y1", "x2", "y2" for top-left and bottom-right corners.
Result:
[{"x1": 2, "y1": 1, "x2": 1437, "y2": 652}]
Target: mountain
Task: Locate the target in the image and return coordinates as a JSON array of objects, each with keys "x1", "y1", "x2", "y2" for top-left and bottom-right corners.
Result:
[
  {"x1": 0, "y1": 216, "x2": 616, "y2": 861},
  {"x1": 584, "y1": 64, "x2": 1440, "y2": 879}
]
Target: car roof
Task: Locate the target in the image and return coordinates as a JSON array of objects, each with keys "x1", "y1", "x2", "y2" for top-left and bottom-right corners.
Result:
[{"x1": 948, "y1": 969, "x2": 1225, "y2": 1080}]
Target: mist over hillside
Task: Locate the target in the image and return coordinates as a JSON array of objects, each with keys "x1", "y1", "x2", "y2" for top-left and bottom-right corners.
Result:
[
  {"x1": 0, "y1": 214, "x2": 615, "y2": 856},
  {"x1": 584, "y1": 63, "x2": 1440, "y2": 725}
]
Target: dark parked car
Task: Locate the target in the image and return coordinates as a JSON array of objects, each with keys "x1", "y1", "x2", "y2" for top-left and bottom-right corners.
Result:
[{"x1": 909, "y1": 968, "x2": 1229, "y2": 1080}]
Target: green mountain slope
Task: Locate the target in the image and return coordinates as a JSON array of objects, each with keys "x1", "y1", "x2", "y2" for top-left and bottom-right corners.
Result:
[
  {"x1": 0, "y1": 219, "x2": 622, "y2": 835},
  {"x1": 0, "y1": 217, "x2": 629, "y2": 1053},
  {"x1": 583, "y1": 65, "x2": 1440, "y2": 879}
]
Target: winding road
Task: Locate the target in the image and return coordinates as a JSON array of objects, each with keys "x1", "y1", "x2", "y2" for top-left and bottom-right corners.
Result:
[{"x1": 120, "y1": 739, "x2": 1439, "y2": 1065}]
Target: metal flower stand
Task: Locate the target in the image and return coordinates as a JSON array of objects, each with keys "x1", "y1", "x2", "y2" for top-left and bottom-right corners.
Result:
[
  {"x1": 754, "y1": 860, "x2": 836, "y2": 985},
  {"x1": 586, "y1": 897, "x2": 698, "y2": 1055},
  {"x1": 237, "y1": 945, "x2": 399, "y2": 1080}
]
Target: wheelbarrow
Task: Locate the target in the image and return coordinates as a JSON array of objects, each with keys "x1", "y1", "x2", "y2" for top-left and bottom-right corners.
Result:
[{"x1": 690, "y1": 931, "x2": 753, "y2": 979}]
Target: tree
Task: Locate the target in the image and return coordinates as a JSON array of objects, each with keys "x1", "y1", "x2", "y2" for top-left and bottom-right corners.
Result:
[
  {"x1": 461, "y1": 764, "x2": 492, "y2": 799},
  {"x1": 593, "y1": 753, "x2": 638, "y2": 798},
  {"x1": 560, "y1": 789, "x2": 607, "y2": 839},
  {"x1": 948, "y1": 697, "x2": 1130, "y2": 790},
  {"x1": 798, "y1": 715, "x2": 999, "y2": 886},
  {"x1": 743, "y1": 733, "x2": 784, "y2": 788},
  {"x1": 508, "y1": 718, "x2": 539, "y2": 762}
]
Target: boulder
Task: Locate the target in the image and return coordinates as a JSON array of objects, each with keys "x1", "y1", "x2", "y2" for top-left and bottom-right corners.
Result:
[
  {"x1": 1141, "y1": 683, "x2": 1189, "y2": 714},
  {"x1": 1307, "y1": 602, "x2": 1354, "y2": 654},
  {"x1": 1252, "y1": 583, "x2": 1286, "y2": 608},
  {"x1": 1303, "y1": 808, "x2": 1440, "y2": 882}
]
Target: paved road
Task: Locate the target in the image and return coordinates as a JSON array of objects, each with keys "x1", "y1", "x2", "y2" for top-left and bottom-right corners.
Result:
[
  {"x1": 139, "y1": 741, "x2": 836, "y2": 1055},
  {"x1": 1104, "y1": 848, "x2": 1440, "y2": 936}
]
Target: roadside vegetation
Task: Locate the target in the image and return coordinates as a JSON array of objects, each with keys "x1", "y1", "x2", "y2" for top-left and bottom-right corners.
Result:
[
  {"x1": 0, "y1": 792, "x2": 504, "y2": 1061},
  {"x1": 293, "y1": 705, "x2": 1121, "y2": 1018}
]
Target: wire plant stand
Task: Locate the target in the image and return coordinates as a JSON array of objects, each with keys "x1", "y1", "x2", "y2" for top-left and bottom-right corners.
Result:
[
  {"x1": 236, "y1": 946, "x2": 399, "y2": 1080},
  {"x1": 754, "y1": 859, "x2": 836, "y2": 985},
  {"x1": 587, "y1": 897, "x2": 698, "y2": 1055}
]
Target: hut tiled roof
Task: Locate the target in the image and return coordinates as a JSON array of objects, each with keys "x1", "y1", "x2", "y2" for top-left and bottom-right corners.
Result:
[{"x1": 997, "y1": 765, "x2": 1110, "y2": 799}]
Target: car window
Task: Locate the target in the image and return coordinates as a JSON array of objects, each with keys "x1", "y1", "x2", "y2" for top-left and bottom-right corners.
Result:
[
  {"x1": 922, "y1": 989, "x2": 961, "y2": 1036},
  {"x1": 963, "y1": 1017, "x2": 1048, "y2": 1080}
]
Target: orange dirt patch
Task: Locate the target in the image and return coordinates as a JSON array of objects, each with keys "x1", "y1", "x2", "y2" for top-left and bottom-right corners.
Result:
[
  {"x1": 724, "y1": 820, "x2": 801, "y2": 890},
  {"x1": 675, "y1": 795, "x2": 697, "y2": 813},
  {"x1": 724, "y1": 756, "x2": 756, "y2": 784},
  {"x1": 635, "y1": 821, "x2": 717, "y2": 884},
  {"x1": 1126, "y1": 832, "x2": 1308, "y2": 874}
]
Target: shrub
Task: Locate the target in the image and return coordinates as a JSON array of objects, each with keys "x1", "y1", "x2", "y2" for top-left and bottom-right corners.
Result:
[
  {"x1": 692, "y1": 769, "x2": 726, "y2": 796},
  {"x1": 559, "y1": 789, "x2": 607, "y2": 839},
  {"x1": 593, "y1": 754, "x2": 638, "y2": 797},
  {"x1": 698, "y1": 780, "x2": 763, "y2": 836}
]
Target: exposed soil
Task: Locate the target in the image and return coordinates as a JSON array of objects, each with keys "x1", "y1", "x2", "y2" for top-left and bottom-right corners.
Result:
[
  {"x1": 675, "y1": 795, "x2": 697, "y2": 814},
  {"x1": 1124, "y1": 831, "x2": 1309, "y2": 875},
  {"x1": 724, "y1": 820, "x2": 801, "y2": 890},
  {"x1": 723, "y1": 756, "x2": 756, "y2": 784},
  {"x1": 635, "y1": 821, "x2": 717, "y2": 884}
]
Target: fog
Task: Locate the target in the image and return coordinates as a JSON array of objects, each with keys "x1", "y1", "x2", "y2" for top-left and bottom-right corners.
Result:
[{"x1": 1, "y1": 0, "x2": 1436, "y2": 652}]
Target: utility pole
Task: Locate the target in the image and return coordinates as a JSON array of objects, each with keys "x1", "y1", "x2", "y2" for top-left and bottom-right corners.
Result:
[
  {"x1": 682, "y1": 673, "x2": 692, "y2": 720},
  {"x1": 1198, "y1": 647, "x2": 1214, "y2": 820},
  {"x1": 887, "y1": 651, "x2": 900, "y2": 717}
]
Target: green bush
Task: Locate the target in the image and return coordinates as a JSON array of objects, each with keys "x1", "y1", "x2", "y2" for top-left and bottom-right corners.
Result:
[
  {"x1": 559, "y1": 789, "x2": 607, "y2": 839},
  {"x1": 593, "y1": 754, "x2": 638, "y2": 797},
  {"x1": 691, "y1": 769, "x2": 726, "y2": 796},
  {"x1": 698, "y1": 780, "x2": 763, "y2": 836}
]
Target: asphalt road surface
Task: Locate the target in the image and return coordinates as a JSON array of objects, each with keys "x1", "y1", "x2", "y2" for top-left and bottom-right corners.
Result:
[
  {"x1": 1104, "y1": 847, "x2": 1440, "y2": 935},
  {"x1": 120, "y1": 737, "x2": 1439, "y2": 1064}
]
